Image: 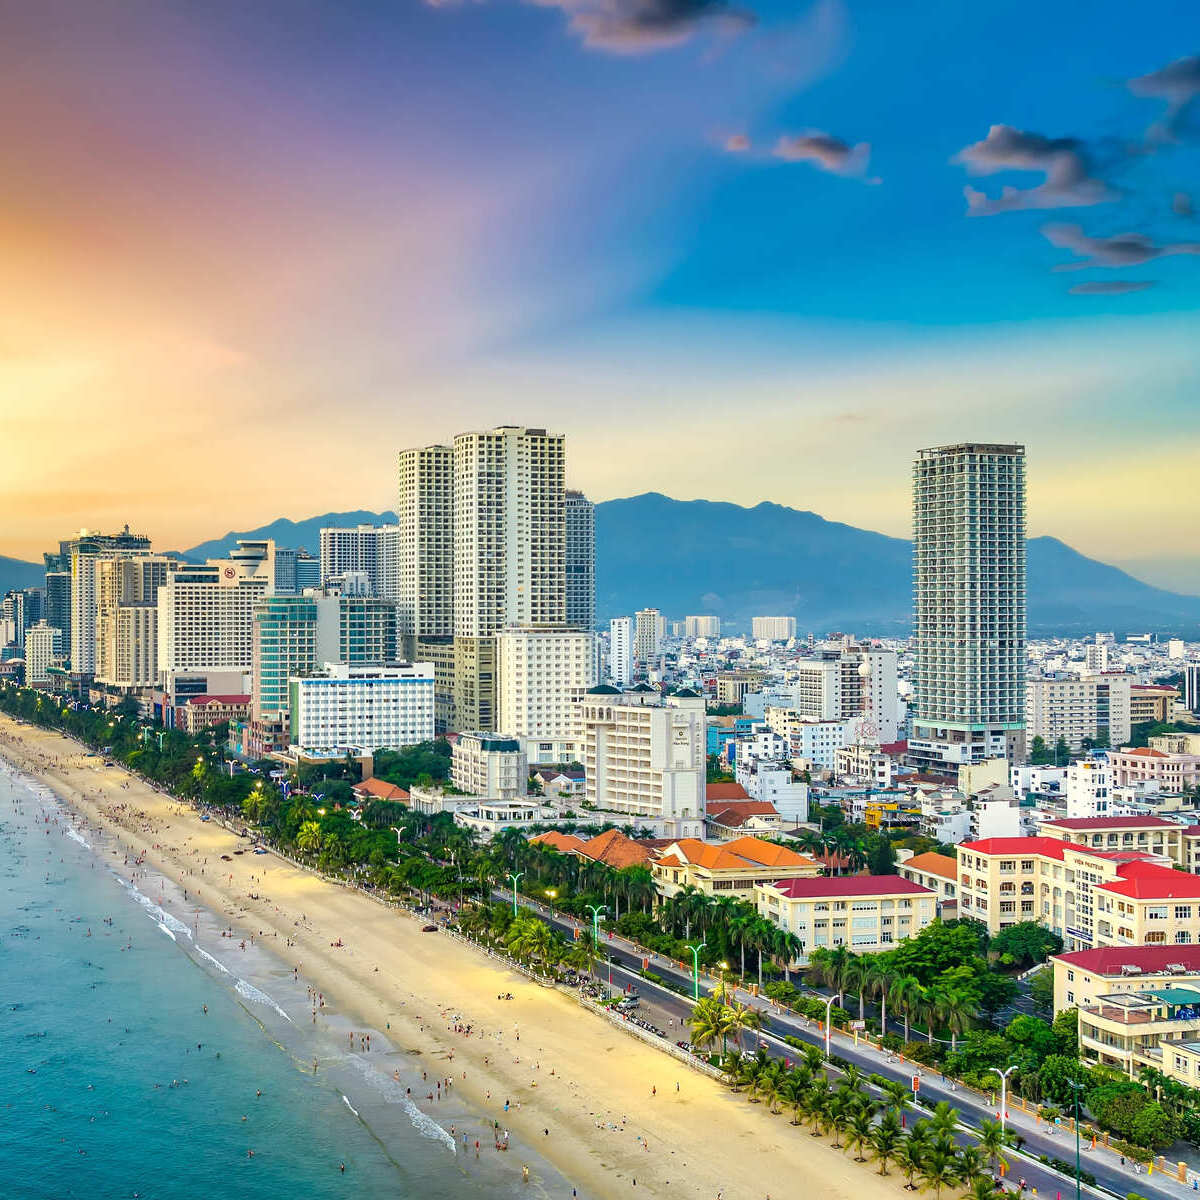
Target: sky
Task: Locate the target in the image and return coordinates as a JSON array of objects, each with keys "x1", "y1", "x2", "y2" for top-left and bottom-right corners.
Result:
[{"x1": 1, "y1": 1, "x2": 1198, "y2": 587}]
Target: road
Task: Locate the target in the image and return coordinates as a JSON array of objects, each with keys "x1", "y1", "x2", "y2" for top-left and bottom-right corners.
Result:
[{"x1": 503, "y1": 893, "x2": 1193, "y2": 1200}]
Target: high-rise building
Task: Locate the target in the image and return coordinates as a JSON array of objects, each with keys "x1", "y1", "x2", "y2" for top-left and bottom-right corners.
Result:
[
  {"x1": 452, "y1": 732, "x2": 528, "y2": 799},
  {"x1": 44, "y1": 572, "x2": 71, "y2": 659},
  {"x1": 158, "y1": 562, "x2": 271, "y2": 678},
  {"x1": 396, "y1": 445, "x2": 453, "y2": 637},
  {"x1": 1185, "y1": 664, "x2": 1200, "y2": 715},
  {"x1": 752, "y1": 616, "x2": 797, "y2": 642},
  {"x1": 634, "y1": 607, "x2": 664, "y2": 666},
  {"x1": 1026, "y1": 674, "x2": 1131, "y2": 752},
  {"x1": 252, "y1": 594, "x2": 319, "y2": 723},
  {"x1": 1, "y1": 591, "x2": 27, "y2": 650},
  {"x1": 319, "y1": 525, "x2": 400, "y2": 599},
  {"x1": 1085, "y1": 639, "x2": 1110, "y2": 674},
  {"x1": 564, "y1": 490, "x2": 595, "y2": 632},
  {"x1": 496, "y1": 625, "x2": 597, "y2": 764},
  {"x1": 24, "y1": 622, "x2": 64, "y2": 687},
  {"x1": 609, "y1": 616, "x2": 634, "y2": 687},
  {"x1": 683, "y1": 616, "x2": 721, "y2": 638},
  {"x1": 95, "y1": 555, "x2": 172, "y2": 690},
  {"x1": 910, "y1": 443, "x2": 1027, "y2": 771},
  {"x1": 273, "y1": 547, "x2": 322, "y2": 595}
]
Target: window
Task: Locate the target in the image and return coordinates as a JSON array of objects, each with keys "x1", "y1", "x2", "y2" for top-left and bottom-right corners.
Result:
[{"x1": 1176, "y1": 905, "x2": 1192, "y2": 920}]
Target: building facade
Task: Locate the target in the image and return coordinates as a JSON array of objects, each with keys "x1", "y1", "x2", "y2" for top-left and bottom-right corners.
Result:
[
  {"x1": 24, "y1": 621, "x2": 63, "y2": 686},
  {"x1": 396, "y1": 445, "x2": 453, "y2": 636},
  {"x1": 634, "y1": 608, "x2": 665, "y2": 666},
  {"x1": 451, "y1": 732, "x2": 528, "y2": 799},
  {"x1": 752, "y1": 616, "x2": 796, "y2": 642},
  {"x1": 609, "y1": 616, "x2": 634, "y2": 687},
  {"x1": 564, "y1": 490, "x2": 595, "y2": 632},
  {"x1": 1025, "y1": 674, "x2": 1132, "y2": 751},
  {"x1": 319, "y1": 525, "x2": 400, "y2": 600},
  {"x1": 911, "y1": 443, "x2": 1026, "y2": 771}
]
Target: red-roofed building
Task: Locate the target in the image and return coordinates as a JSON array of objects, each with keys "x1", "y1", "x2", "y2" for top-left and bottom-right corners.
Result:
[
  {"x1": 1040, "y1": 815, "x2": 1186, "y2": 866},
  {"x1": 705, "y1": 782, "x2": 751, "y2": 803},
  {"x1": 1110, "y1": 745, "x2": 1200, "y2": 791},
  {"x1": 180, "y1": 694, "x2": 251, "y2": 735},
  {"x1": 705, "y1": 800, "x2": 782, "y2": 839},
  {"x1": 352, "y1": 777, "x2": 411, "y2": 804},
  {"x1": 652, "y1": 836, "x2": 822, "y2": 900},
  {"x1": 757, "y1": 874, "x2": 937, "y2": 958}
]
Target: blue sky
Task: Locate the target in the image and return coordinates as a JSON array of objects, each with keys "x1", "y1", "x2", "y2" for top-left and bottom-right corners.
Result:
[{"x1": 0, "y1": 0, "x2": 1197, "y2": 586}]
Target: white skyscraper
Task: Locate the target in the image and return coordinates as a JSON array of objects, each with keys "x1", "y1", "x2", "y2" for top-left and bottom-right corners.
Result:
[
  {"x1": 910, "y1": 443, "x2": 1026, "y2": 771},
  {"x1": 396, "y1": 445, "x2": 453, "y2": 636},
  {"x1": 609, "y1": 616, "x2": 634, "y2": 687},
  {"x1": 24, "y1": 621, "x2": 63, "y2": 687},
  {"x1": 684, "y1": 616, "x2": 721, "y2": 638},
  {"x1": 752, "y1": 616, "x2": 797, "y2": 642},
  {"x1": 319, "y1": 525, "x2": 400, "y2": 600}
]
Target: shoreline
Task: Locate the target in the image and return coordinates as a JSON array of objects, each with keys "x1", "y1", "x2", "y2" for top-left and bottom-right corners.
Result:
[{"x1": 0, "y1": 713, "x2": 914, "y2": 1200}]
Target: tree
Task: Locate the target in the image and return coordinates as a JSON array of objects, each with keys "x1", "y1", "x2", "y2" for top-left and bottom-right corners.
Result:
[
  {"x1": 1029, "y1": 735, "x2": 1050, "y2": 765},
  {"x1": 976, "y1": 1118, "x2": 1011, "y2": 1174},
  {"x1": 868, "y1": 836, "x2": 898, "y2": 875},
  {"x1": 988, "y1": 922, "x2": 1062, "y2": 969},
  {"x1": 1130, "y1": 1102, "x2": 1177, "y2": 1150},
  {"x1": 889, "y1": 974, "x2": 924, "y2": 1042},
  {"x1": 897, "y1": 1132, "x2": 927, "y2": 1191},
  {"x1": 847, "y1": 1103, "x2": 877, "y2": 1161},
  {"x1": 871, "y1": 1110, "x2": 904, "y2": 1175},
  {"x1": 1053, "y1": 736, "x2": 1069, "y2": 765},
  {"x1": 918, "y1": 1146, "x2": 958, "y2": 1200},
  {"x1": 1029, "y1": 967, "x2": 1055, "y2": 1015},
  {"x1": 297, "y1": 820, "x2": 322, "y2": 855}
]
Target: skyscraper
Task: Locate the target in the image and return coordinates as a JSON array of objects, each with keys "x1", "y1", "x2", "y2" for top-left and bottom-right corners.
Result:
[
  {"x1": 564, "y1": 490, "x2": 595, "y2": 632},
  {"x1": 95, "y1": 555, "x2": 172, "y2": 690},
  {"x1": 910, "y1": 443, "x2": 1026, "y2": 771},
  {"x1": 396, "y1": 445, "x2": 453, "y2": 636},
  {"x1": 609, "y1": 616, "x2": 633, "y2": 687},
  {"x1": 634, "y1": 607, "x2": 664, "y2": 667},
  {"x1": 319, "y1": 524, "x2": 400, "y2": 599}
]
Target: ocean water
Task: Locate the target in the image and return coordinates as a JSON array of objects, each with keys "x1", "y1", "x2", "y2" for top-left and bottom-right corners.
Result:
[{"x1": 0, "y1": 760, "x2": 575, "y2": 1200}]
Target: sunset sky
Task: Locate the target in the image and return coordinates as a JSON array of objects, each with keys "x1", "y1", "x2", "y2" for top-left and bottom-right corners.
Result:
[{"x1": 1, "y1": 1, "x2": 1198, "y2": 587}]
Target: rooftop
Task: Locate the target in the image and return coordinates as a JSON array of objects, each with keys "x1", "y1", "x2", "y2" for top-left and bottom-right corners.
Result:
[
  {"x1": 768, "y1": 875, "x2": 934, "y2": 899},
  {"x1": 958, "y1": 836, "x2": 1067, "y2": 859},
  {"x1": 901, "y1": 851, "x2": 958, "y2": 881},
  {"x1": 1053, "y1": 943, "x2": 1200, "y2": 975},
  {"x1": 705, "y1": 781, "x2": 751, "y2": 801},
  {"x1": 1096, "y1": 862, "x2": 1200, "y2": 900},
  {"x1": 186, "y1": 694, "x2": 251, "y2": 705},
  {"x1": 657, "y1": 836, "x2": 819, "y2": 873},
  {"x1": 1043, "y1": 815, "x2": 1178, "y2": 831},
  {"x1": 578, "y1": 829, "x2": 654, "y2": 869}
]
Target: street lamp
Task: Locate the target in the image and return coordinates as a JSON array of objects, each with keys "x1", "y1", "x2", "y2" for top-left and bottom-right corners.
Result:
[
  {"x1": 545, "y1": 888, "x2": 557, "y2": 903},
  {"x1": 508, "y1": 872, "x2": 525, "y2": 917},
  {"x1": 585, "y1": 903, "x2": 606, "y2": 950},
  {"x1": 823, "y1": 993, "x2": 836, "y2": 1059},
  {"x1": 686, "y1": 941, "x2": 707, "y2": 1000},
  {"x1": 990, "y1": 1065, "x2": 1017, "y2": 1133},
  {"x1": 1067, "y1": 1079, "x2": 1086, "y2": 1200},
  {"x1": 718, "y1": 960, "x2": 730, "y2": 1001}
]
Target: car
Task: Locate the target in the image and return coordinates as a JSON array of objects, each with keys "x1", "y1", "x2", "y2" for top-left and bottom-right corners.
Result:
[
  {"x1": 253, "y1": 848, "x2": 268, "y2": 855},
  {"x1": 200, "y1": 815, "x2": 211, "y2": 822},
  {"x1": 220, "y1": 854, "x2": 233, "y2": 861},
  {"x1": 421, "y1": 924, "x2": 438, "y2": 933}
]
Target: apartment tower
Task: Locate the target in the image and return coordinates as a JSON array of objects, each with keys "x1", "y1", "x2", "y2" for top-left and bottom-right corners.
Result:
[
  {"x1": 910, "y1": 443, "x2": 1026, "y2": 771},
  {"x1": 564, "y1": 490, "x2": 595, "y2": 632}
]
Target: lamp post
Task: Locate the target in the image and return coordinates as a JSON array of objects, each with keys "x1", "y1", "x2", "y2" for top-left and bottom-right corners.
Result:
[
  {"x1": 823, "y1": 993, "x2": 836, "y2": 1059},
  {"x1": 1067, "y1": 1079, "x2": 1085, "y2": 1200},
  {"x1": 990, "y1": 1065, "x2": 1017, "y2": 1133},
  {"x1": 508, "y1": 872, "x2": 525, "y2": 917},
  {"x1": 686, "y1": 941, "x2": 707, "y2": 1000},
  {"x1": 585, "y1": 903, "x2": 606, "y2": 946}
]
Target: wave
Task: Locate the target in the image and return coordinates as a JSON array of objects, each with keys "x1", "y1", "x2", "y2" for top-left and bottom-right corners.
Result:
[
  {"x1": 346, "y1": 1057, "x2": 456, "y2": 1153},
  {"x1": 342, "y1": 1094, "x2": 360, "y2": 1118},
  {"x1": 194, "y1": 945, "x2": 231, "y2": 974},
  {"x1": 64, "y1": 827, "x2": 92, "y2": 849},
  {"x1": 157, "y1": 922, "x2": 177, "y2": 942},
  {"x1": 114, "y1": 877, "x2": 193, "y2": 940},
  {"x1": 234, "y1": 978, "x2": 292, "y2": 1023}
]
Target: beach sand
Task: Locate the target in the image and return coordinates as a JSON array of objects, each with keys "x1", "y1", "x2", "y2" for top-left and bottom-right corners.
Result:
[{"x1": 0, "y1": 714, "x2": 915, "y2": 1200}]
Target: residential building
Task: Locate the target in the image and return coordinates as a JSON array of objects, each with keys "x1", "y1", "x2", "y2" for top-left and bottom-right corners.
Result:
[
  {"x1": 273, "y1": 547, "x2": 320, "y2": 595},
  {"x1": 756, "y1": 876, "x2": 937, "y2": 957},
  {"x1": 752, "y1": 616, "x2": 797, "y2": 642},
  {"x1": 1026, "y1": 674, "x2": 1132, "y2": 751},
  {"x1": 451, "y1": 732, "x2": 528, "y2": 799},
  {"x1": 1052, "y1": 944, "x2": 1200, "y2": 1081},
  {"x1": 94, "y1": 555, "x2": 171, "y2": 691},
  {"x1": 609, "y1": 616, "x2": 634, "y2": 687},
  {"x1": 910, "y1": 443, "x2": 1026, "y2": 771},
  {"x1": 1184, "y1": 664, "x2": 1200, "y2": 715},
  {"x1": 733, "y1": 752, "x2": 809, "y2": 823},
  {"x1": 1109, "y1": 746, "x2": 1200, "y2": 793},
  {"x1": 705, "y1": 799, "x2": 784, "y2": 839},
  {"x1": 180, "y1": 694, "x2": 251, "y2": 735},
  {"x1": 717, "y1": 670, "x2": 767, "y2": 707},
  {"x1": 653, "y1": 836, "x2": 822, "y2": 900},
  {"x1": 763, "y1": 707, "x2": 854, "y2": 769},
  {"x1": 1086, "y1": 640, "x2": 1110, "y2": 674},
  {"x1": 579, "y1": 685, "x2": 706, "y2": 838},
  {"x1": 396, "y1": 445, "x2": 453, "y2": 635},
  {"x1": 564, "y1": 490, "x2": 595, "y2": 632},
  {"x1": 251, "y1": 594, "x2": 320, "y2": 725},
  {"x1": 1130, "y1": 685, "x2": 1180, "y2": 725},
  {"x1": 288, "y1": 662, "x2": 435, "y2": 757},
  {"x1": 495, "y1": 625, "x2": 596, "y2": 764},
  {"x1": 1065, "y1": 759, "x2": 1115, "y2": 818},
  {"x1": 684, "y1": 616, "x2": 721, "y2": 638},
  {"x1": 634, "y1": 608, "x2": 665, "y2": 666},
  {"x1": 24, "y1": 621, "x2": 63, "y2": 687},
  {"x1": 43, "y1": 571, "x2": 71, "y2": 661},
  {"x1": 1039, "y1": 815, "x2": 1186, "y2": 864},
  {"x1": 897, "y1": 851, "x2": 958, "y2": 915},
  {"x1": 836, "y1": 741, "x2": 905, "y2": 789},
  {"x1": 319, "y1": 524, "x2": 401, "y2": 601}
]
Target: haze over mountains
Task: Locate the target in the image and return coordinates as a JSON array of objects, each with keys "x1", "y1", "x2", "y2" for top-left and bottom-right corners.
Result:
[{"x1": 5, "y1": 494, "x2": 1200, "y2": 634}]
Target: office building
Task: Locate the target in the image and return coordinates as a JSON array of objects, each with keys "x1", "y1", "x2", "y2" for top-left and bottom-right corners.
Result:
[
  {"x1": 565, "y1": 490, "x2": 595, "y2": 632},
  {"x1": 451, "y1": 732, "x2": 528, "y2": 799},
  {"x1": 496, "y1": 626, "x2": 597, "y2": 764},
  {"x1": 288, "y1": 662, "x2": 435, "y2": 757},
  {"x1": 1025, "y1": 674, "x2": 1131, "y2": 751},
  {"x1": 634, "y1": 608, "x2": 665, "y2": 666},
  {"x1": 44, "y1": 572, "x2": 71, "y2": 660},
  {"x1": 396, "y1": 445, "x2": 453, "y2": 636},
  {"x1": 752, "y1": 616, "x2": 797, "y2": 642},
  {"x1": 910, "y1": 443, "x2": 1026, "y2": 771},
  {"x1": 252, "y1": 595, "x2": 320, "y2": 724},
  {"x1": 1130, "y1": 685, "x2": 1179, "y2": 725},
  {"x1": 684, "y1": 615, "x2": 721, "y2": 639},
  {"x1": 24, "y1": 621, "x2": 63, "y2": 687},
  {"x1": 319, "y1": 524, "x2": 400, "y2": 600},
  {"x1": 273, "y1": 547, "x2": 320, "y2": 595},
  {"x1": 579, "y1": 685, "x2": 705, "y2": 838},
  {"x1": 609, "y1": 617, "x2": 634, "y2": 687}
]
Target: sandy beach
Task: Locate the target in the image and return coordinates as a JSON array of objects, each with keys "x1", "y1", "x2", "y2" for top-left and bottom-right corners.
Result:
[{"x1": 0, "y1": 714, "x2": 915, "y2": 1200}]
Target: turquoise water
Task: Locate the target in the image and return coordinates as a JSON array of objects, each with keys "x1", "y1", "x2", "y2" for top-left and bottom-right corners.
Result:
[{"x1": 0, "y1": 761, "x2": 574, "y2": 1200}]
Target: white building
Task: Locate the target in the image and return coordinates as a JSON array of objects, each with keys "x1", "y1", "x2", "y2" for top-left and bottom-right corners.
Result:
[
  {"x1": 684, "y1": 616, "x2": 721, "y2": 638},
  {"x1": 1086, "y1": 641, "x2": 1110, "y2": 674},
  {"x1": 1066, "y1": 758, "x2": 1116, "y2": 819},
  {"x1": 836, "y1": 743, "x2": 902, "y2": 789},
  {"x1": 95, "y1": 555, "x2": 171, "y2": 691},
  {"x1": 763, "y1": 707, "x2": 854, "y2": 769},
  {"x1": 496, "y1": 625, "x2": 597, "y2": 764},
  {"x1": 396, "y1": 446, "x2": 453, "y2": 635},
  {"x1": 609, "y1": 616, "x2": 634, "y2": 687},
  {"x1": 24, "y1": 622, "x2": 63, "y2": 686},
  {"x1": 157, "y1": 563, "x2": 270, "y2": 679},
  {"x1": 752, "y1": 616, "x2": 796, "y2": 642},
  {"x1": 634, "y1": 608, "x2": 665, "y2": 665},
  {"x1": 579, "y1": 685, "x2": 705, "y2": 838},
  {"x1": 734, "y1": 755, "x2": 809, "y2": 824},
  {"x1": 319, "y1": 524, "x2": 401, "y2": 602},
  {"x1": 451, "y1": 732, "x2": 528, "y2": 800},
  {"x1": 288, "y1": 662, "x2": 435, "y2": 757},
  {"x1": 1026, "y1": 674, "x2": 1131, "y2": 751}
]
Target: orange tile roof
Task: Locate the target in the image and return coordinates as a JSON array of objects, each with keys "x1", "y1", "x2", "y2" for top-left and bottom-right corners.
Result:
[
  {"x1": 663, "y1": 836, "x2": 820, "y2": 872},
  {"x1": 705, "y1": 782, "x2": 751, "y2": 801},
  {"x1": 529, "y1": 831, "x2": 587, "y2": 854},
  {"x1": 902, "y1": 851, "x2": 958, "y2": 881},
  {"x1": 707, "y1": 801, "x2": 779, "y2": 827},
  {"x1": 1120, "y1": 747, "x2": 1169, "y2": 758},
  {"x1": 353, "y1": 777, "x2": 410, "y2": 801},
  {"x1": 579, "y1": 829, "x2": 654, "y2": 869}
]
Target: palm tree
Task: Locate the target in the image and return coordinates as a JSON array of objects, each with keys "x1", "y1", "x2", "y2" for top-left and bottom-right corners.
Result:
[
  {"x1": 889, "y1": 975, "x2": 924, "y2": 1043},
  {"x1": 955, "y1": 1147, "x2": 987, "y2": 1190},
  {"x1": 882, "y1": 1078, "x2": 911, "y2": 1123},
  {"x1": 841, "y1": 1062, "x2": 865, "y2": 1093},
  {"x1": 825, "y1": 945, "x2": 855, "y2": 1006},
  {"x1": 919, "y1": 1148, "x2": 960, "y2": 1200},
  {"x1": 825, "y1": 1090, "x2": 851, "y2": 1150},
  {"x1": 753, "y1": 1072, "x2": 785, "y2": 1115},
  {"x1": 297, "y1": 820, "x2": 322, "y2": 855},
  {"x1": 966, "y1": 1179, "x2": 1000, "y2": 1200},
  {"x1": 806, "y1": 1077, "x2": 832, "y2": 1137},
  {"x1": 871, "y1": 1110, "x2": 904, "y2": 1175},
  {"x1": 847, "y1": 1104, "x2": 876, "y2": 1161},
  {"x1": 728, "y1": 1001, "x2": 763, "y2": 1055},
  {"x1": 729, "y1": 909, "x2": 757, "y2": 979},
  {"x1": 975, "y1": 1119, "x2": 1010, "y2": 1175},
  {"x1": 688, "y1": 996, "x2": 731, "y2": 1056},
  {"x1": 929, "y1": 1102, "x2": 960, "y2": 1139},
  {"x1": 897, "y1": 1131, "x2": 927, "y2": 1190},
  {"x1": 865, "y1": 957, "x2": 891, "y2": 1036},
  {"x1": 939, "y1": 987, "x2": 977, "y2": 1051},
  {"x1": 845, "y1": 956, "x2": 870, "y2": 1021}
]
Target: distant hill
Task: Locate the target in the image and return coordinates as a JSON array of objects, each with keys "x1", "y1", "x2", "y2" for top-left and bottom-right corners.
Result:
[{"x1": 4, "y1": 494, "x2": 1199, "y2": 635}]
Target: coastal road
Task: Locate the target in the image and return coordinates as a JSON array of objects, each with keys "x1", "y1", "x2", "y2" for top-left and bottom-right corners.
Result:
[{"x1": 507, "y1": 895, "x2": 1192, "y2": 1200}]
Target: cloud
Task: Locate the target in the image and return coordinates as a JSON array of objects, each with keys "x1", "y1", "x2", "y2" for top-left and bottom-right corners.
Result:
[
  {"x1": 1129, "y1": 55, "x2": 1200, "y2": 142},
  {"x1": 1068, "y1": 280, "x2": 1156, "y2": 295},
  {"x1": 723, "y1": 133, "x2": 751, "y2": 152},
  {"x1": 772, "y1": 131, "x2": 876, "y2": 180},
  {"x1": 1042, "y1": 223, "x2": 1200, "y2": 269},
  {"x1": 545, "y1": 0, "x2": 757, "y2": 53},
  {"x1": 953, "y1": 124, "x2": 1115, "y2": 215},
  {"x1": 1174, "y1": 191, "x2": 1195, "y2": 219}
]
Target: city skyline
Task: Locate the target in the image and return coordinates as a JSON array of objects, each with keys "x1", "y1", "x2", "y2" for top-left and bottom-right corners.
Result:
[{"x1": 1, "y1": 2, "x2": 1198, "y2": 588}]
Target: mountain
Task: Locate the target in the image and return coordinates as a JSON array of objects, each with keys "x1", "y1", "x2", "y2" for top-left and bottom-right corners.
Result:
[
  {"x1": 594, "y1": 493, "x2": 1200, "y2": 636},
  {"x1": 4, "y1": 495, "x2": 1199, "y2": 635}
]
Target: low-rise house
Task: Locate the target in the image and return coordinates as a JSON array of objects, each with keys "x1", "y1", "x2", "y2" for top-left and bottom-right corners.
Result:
[
  {"x1": 652, "y1": 836, "x2": 822, "y2": 900},
  {"x1": 180, "y1": 694, "x2": 251, "y2": 735},
  {"x1": 897, "y1": 851, "x2": 958, "y2": 916},
  {"x1": 705, "y1": 800, "x2": 783, "y2": 840},
  {"x1": 351, "y1": 777, "x2": 410, "y2": 805}
]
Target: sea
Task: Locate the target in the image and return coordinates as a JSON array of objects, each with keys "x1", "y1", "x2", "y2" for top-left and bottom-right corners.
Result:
[{"x1": 0, "y1": 757, "x2": 577, "y2": 1200}]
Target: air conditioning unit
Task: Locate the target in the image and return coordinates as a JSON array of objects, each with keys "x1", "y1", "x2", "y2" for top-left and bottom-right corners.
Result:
[{"x1": 1121, "y1": 964, "x2": 1143, "y2": 976}]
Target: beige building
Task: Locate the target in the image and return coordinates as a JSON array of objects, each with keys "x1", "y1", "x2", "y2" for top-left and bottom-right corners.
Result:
[
  {"x1": 95, "y1": 555, "x2": 171, "y2": 691},
  {"x1": 683, "y1": 616, "x2": 721, "y2": 638},
  {"x1": 717, "y1": 670, "x2": 768, "y2": 707},
  {"x1": 1109, "y1": 746, "x2": 1200, "y2": 792},
  {"x1": 757, "y1": 875, "x2": 937, "y2": 957},
  {"x1": 634, "y1": 608, "x2": 665, "y2": 665},
  {"x1": 396, "y1": 445, "x2": 453, "y2": 636},
  {"x1": 1025, "y1": 674, "x2": 1132, "y2": 751},
  {"x1": 24, "y1": 621, "x2": 64, "y2": 687},
  {"x1": 897, "y1": 851, "x2": 958, "y2": 914},
  {"x1": 180, "y1": 694, "x2": 251, "y2": 734},
  {"x1": 1129, "y1": 685, "x2": 1180, "y2": 725},
  {"x1": 751, "y1": 616, "x2": 796, "y2": 642},
  {"x1": 653, "y1": 836, "x2": 822, "y2": 900},
  {"x1": 1040, "y1": 815, "x2": 1186, "y2": 865},
  {"x1": 451, "y1": 732, "x2": 527, "y2": 799}
]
